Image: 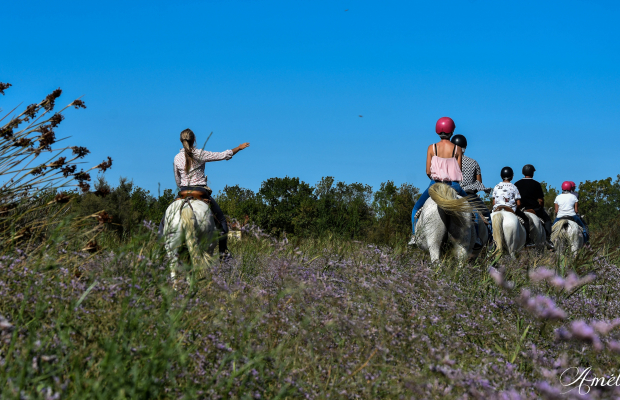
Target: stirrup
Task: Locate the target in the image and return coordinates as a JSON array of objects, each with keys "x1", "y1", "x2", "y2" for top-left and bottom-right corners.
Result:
[{"x1": 408, "y1": 235, "x2": 417, "y2": 246}]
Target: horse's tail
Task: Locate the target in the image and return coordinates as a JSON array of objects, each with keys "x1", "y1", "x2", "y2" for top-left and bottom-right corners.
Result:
[
  {"x1": 492, "y1": 212, "x2": 507, "y2": 254},
  {"x1": 551, "y1": 219, "x2": 569, "y2": 243},
  {"x1": 180, "y1": 204, "x2": 203, "y2": 266},
  {"x1": 428, "y1": 184, "x2": 473, "y2": 221}
]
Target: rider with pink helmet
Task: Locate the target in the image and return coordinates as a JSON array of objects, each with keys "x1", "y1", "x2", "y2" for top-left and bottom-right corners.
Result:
[
  {"x1": 409, "y1": 117, "x2": 482, "y2": 245},
  {"x1": 553, "y1": 181, "x2": 589, "y2": 243}
]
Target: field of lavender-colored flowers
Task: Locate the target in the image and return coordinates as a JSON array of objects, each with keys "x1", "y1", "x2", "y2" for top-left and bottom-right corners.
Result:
[
  {"x1": 1, "y1": 220, "x2": 620, "y2": 399},
  {"x1": 3, "y1": 83, "x2": 620, "y2": 399}
]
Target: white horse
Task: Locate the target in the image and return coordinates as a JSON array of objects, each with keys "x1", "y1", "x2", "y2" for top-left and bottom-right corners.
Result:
[
  {"x1": 414, "y1": 184, "x2": 488, "y2": 263},
  {"x1": 491, "y1": 211, "x2": 526, "y2": 258},
  {"x1": 522, "y1": 211, "x2": 547, "y2": 251},
  {"x1": 163, "y1": 198, "x2": 218, "y2": 283},
  {"x1": 551, "y1": 219, "x2": 584, "y2": 255}
]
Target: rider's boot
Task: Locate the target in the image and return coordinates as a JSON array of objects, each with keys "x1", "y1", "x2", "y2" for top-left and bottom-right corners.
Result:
[
  {"x1": 408, "y1": 217, "x2": 419, "y2": 246},
  {"x1": 543, "y1": 220, "x2": 554, "y2": 249},
  {"x1": 473, "y1": 218, "x2": 483, "y2": 250},
  {"x1": 219, "y1": 235, "x2": 232, "y2": 260}
]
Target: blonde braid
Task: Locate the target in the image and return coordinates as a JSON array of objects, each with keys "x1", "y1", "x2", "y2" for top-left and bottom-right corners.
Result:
[{"x1": 180, "y1": 129, "x2": 196, "y2": 173}]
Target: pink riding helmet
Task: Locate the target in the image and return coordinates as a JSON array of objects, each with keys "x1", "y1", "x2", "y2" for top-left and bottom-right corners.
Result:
[
  {"x1": 435, "y1": 117, "x2": 455, "y2": 134},
  {"x1": 561, "y1": 181, "x2": 572, "y2": 191}
]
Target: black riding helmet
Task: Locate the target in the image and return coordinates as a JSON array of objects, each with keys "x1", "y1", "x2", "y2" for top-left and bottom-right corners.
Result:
[
  {"x1": 501, "y1": 166, "x2": 514, "y2": 180},
  {"x1": 522, "y1": 164, "x2": 536, "y2": 176},
  {"x1": 450, "y1": 134, "x2": 467, "y2": 149}
]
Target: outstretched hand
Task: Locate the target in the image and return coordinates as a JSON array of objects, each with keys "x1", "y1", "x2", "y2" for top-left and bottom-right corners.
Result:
[{"x1": 233, "y1": 142, "x2": 250, "y2": 155}]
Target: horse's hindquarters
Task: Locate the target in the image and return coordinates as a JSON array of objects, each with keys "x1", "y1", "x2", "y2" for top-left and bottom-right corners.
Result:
[
  {"x1": 163, "y1": 199, "x2": 217, "y2": 273},
  {"x1": 552, "y1": 219, "x2": 584, "y2": 255},
  {"x1": 492, "y1": 211, "x2": 526, "y2": 256},
  {"x1": 417, "y1": 197, "x2": 473, "y2": 263}
]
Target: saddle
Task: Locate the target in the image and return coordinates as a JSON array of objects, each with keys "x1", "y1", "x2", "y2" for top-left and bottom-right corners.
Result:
[
  {"x1": 524, "y1": 209, "x2": 537, "y2": 215},
  {"x1": 494, "y1": 206, "x2": 526, "y2": 226},
  {"x1": 177, "y1": 190, "x2": 210, "y2": 202}
]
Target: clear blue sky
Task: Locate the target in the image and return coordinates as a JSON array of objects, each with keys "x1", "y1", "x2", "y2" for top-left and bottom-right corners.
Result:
[{"x1": 2, "y1": 0, "x2": 619, "y2": 196}]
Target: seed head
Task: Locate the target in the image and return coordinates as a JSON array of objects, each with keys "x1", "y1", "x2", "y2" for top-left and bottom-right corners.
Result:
[
  {"x1": 48, "y1": 113, "x2": 64, "y2": 128},
  {"x1": 53, "y1": 192, "x2": 72, "y2": 203},
  {"x1": 71, "y1": 146, "x2": 90, "y2": 158},
  {"x1": 77, "y1": 181, "x2": 91, "y2": 193},
  {"x1": 31, "y1": 165, "x2": 47, "y2": 175},
  {"x1": 23, "y1": 104, "x2": 39, "y2": 121},
  {"x1": 95, "y1": 211, "x2": 113, "y2": 225},
  {"x1": 13, "y1": 138, "x2": 32, "y2": 147},
  {"x1": 74, "y1": 170, "x2": 91, "y2": 182},
  {"x1": 1, "y1": 126, "x2": 14, "y2": 140},
  {"x1": 0, "y1": 82, "x2": 11, "y2": 96},
  {"x1": 96, "y1": 156, "x2": 113, "y2": 172},
  {"x1": 48, "y1": 157, "x2": 66, "y2": 168},
  {"x1": 38, "y1": 126, "x2": 56, "y2": 150},
  {"x1": 43, "y1": 88, "x2": 62, "y2": 111},
  {"x1": 61, "y1": 165, "x2": 77, "y2": 177},
  {"x1": 71, "y1": 99, "x2": 86, "y2": 109}
]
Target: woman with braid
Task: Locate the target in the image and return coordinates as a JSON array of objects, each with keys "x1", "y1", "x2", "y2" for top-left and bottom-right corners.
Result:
[{"x1": 170, "y1": 128, "x2": 250, "y2": 257}]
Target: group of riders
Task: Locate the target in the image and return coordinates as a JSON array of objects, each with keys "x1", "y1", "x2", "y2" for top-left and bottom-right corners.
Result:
[
  {"x1": 163, "y1": 120, "x2": 588, "y2": 259},
  {"x1": 409, "y1": 116, "x2": 589, "y2": 250}
]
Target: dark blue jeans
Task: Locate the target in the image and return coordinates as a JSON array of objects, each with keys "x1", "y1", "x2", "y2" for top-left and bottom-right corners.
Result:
[
  {"x1": 411, "y1": 180, "x2": 471, "y2": 235},
  {"x1": 553, "y1": 215, "x2": 589, "y2": 242}
]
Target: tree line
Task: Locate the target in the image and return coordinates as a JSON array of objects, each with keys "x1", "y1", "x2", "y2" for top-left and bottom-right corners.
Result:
[{"x1": 71, "y1": 175, "x2": 620, "y2": 245}]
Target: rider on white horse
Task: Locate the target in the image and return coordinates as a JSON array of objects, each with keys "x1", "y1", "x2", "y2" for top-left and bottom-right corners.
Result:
[
  {"x1": 491, "y1": 167, "x2": 531, "y2": 243},
  {"x1": 553, "y1": 181, "x2": 589, "y2": 243},
  {"x1": 410, "y1": 117, "x2": 482, "y2": 246},
  {"x1": 165, "y1": 128, "x2": 250, "y2": 257},
  {"x1": 514, "y1": 164, "x2": 554, "y2": 249}
]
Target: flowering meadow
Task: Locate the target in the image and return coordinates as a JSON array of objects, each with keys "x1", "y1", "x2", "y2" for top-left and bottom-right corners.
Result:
[
  {"x1": 1, "y1": 221, "x2": 620, "y2": 399},
  {"x1": 3, "y1": 83, "x2": 620, "y2": 398}
]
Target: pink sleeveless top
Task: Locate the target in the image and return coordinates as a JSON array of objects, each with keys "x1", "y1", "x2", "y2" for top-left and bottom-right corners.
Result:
[{"x1": 430, "y1": 144, "x2": 462, "y2": 182}]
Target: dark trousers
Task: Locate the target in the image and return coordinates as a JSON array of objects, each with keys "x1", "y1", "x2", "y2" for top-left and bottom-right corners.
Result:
[
  {"x1": 533, "y1": 207, "x2": 552, "y2": 237},
  {"x1": 514, "y1": 208, "x2": 531, "y2": 242}
]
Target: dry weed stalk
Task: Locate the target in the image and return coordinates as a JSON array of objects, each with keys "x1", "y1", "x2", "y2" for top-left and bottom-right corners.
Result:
[{"x1": 0, "y1": 82, "x2": 112, "y2": 247}]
